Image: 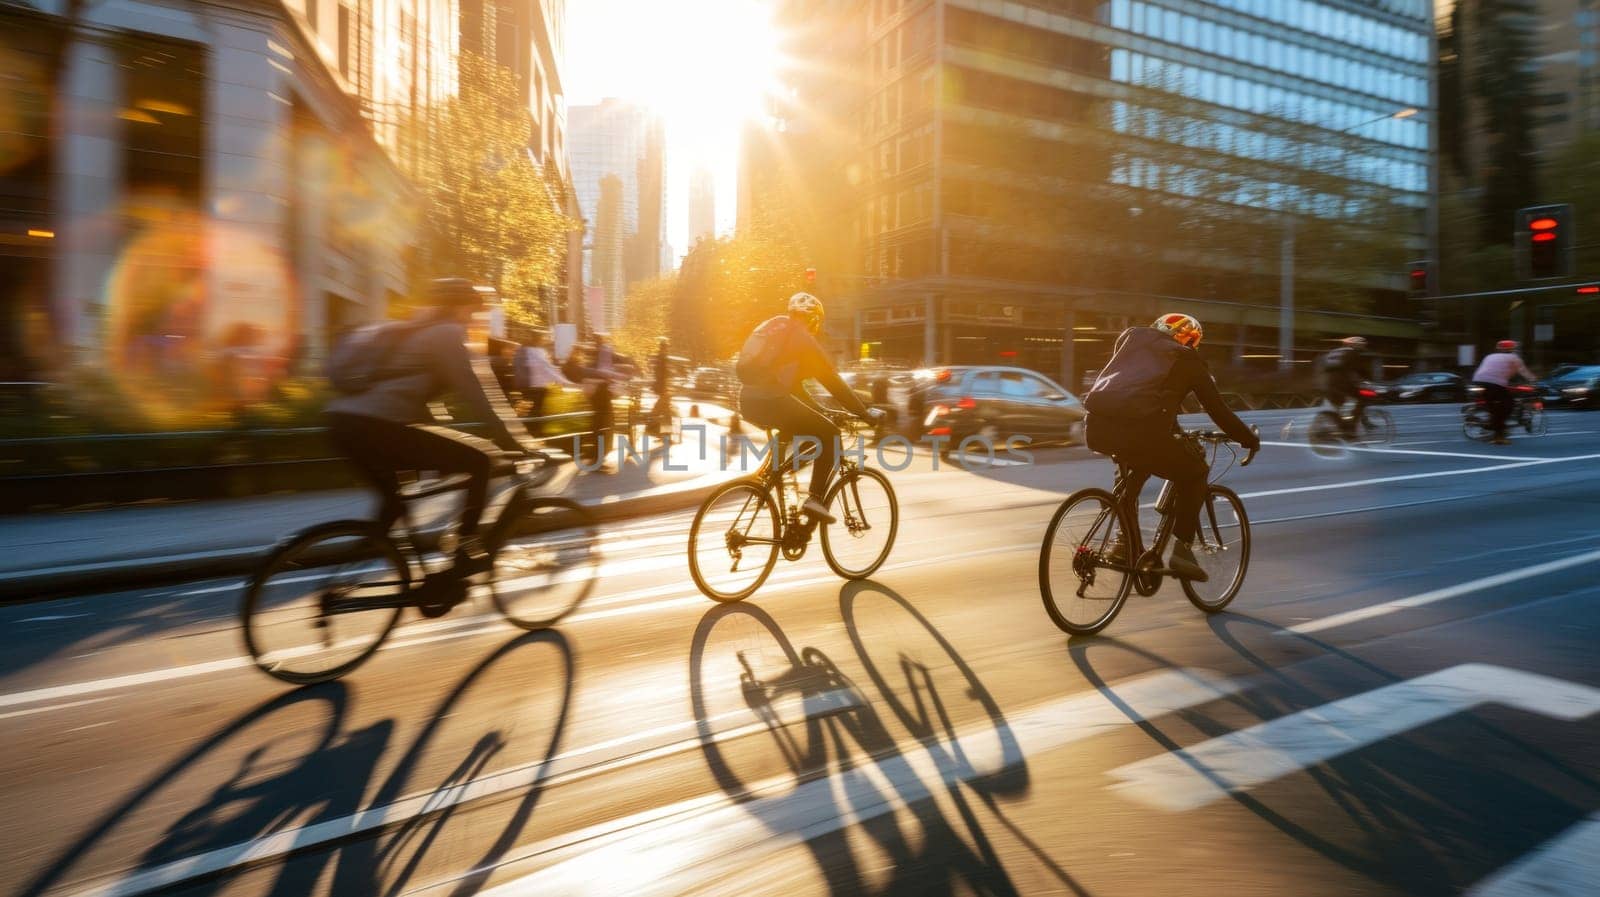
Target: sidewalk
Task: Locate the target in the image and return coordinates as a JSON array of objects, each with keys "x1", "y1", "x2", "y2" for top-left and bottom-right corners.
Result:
[{"x1": 0, "y1": 416, "x2": 756, "y2": 602}]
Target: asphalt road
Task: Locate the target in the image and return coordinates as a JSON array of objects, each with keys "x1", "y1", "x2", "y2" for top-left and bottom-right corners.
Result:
[{"x1": 3, "y1": 403, "x2": 1599, "y2": 897}]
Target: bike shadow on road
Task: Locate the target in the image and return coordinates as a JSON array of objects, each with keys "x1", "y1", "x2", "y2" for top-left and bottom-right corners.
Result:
[
  {"x1": 1069, "y1": 622, "x2": 1600, "y2": 895},
  {"x1": 686, "y1": 586, "x2": 1076, "y2": 897},
  {"x1": 17, "y1": 630, "x2": 573, "y2": 897}
]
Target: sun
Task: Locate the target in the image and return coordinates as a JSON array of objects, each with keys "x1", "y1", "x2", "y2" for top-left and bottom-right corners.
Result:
[{"x1": 627, "y1": 0, "x2": 784, "y2": 167}]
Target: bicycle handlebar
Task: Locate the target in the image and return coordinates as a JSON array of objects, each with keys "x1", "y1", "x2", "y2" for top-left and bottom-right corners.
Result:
[{"x1": 1183, "y1": 425, "x2": 1260, "y2": 467}]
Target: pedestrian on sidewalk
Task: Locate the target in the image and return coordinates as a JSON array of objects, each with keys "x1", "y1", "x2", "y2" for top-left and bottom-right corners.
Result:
[
  {"x1": 648, "y1": 336, "x2": 673, "y2": 441},
  {"x1": 516, "y1": 330, "x2": 572, "y2": 437}
]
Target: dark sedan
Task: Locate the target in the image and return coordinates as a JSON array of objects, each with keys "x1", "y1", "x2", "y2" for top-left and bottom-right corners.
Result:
[
  {"x1": 911, "y1": 365, "x2": 1085, "y2": 453},
  {"x1": 1371, "y1": 371, "x2": 1466, "y2": 403},
  {"x1": 1540, "y1": 365, "x2": 1600, "y2": 409}
]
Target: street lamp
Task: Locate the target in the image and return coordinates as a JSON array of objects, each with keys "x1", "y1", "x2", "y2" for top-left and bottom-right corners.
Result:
[{"x1": 1278, "y1": 107, "x2": 1422, "y2": 371}]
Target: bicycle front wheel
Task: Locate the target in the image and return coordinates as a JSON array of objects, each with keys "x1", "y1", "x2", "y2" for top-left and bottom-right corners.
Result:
[
  {"x1": 821, "y1": 467, "x2": 898, "y2": 580},
  {"x1": 1356, "y1": 408, "x2": 1395, "y2": 446},
  {"x1": 1181, "y1": 486, "x2": 1251, "y2": 613},
  {"x1": 491, "y1": 497, "x2": 600, "y2": 629},
  {"x1": 241, "y1": 521, "x2": 407, "y2": 684},
  {"x1": 689, "y1": 480, "x2": 781, "y2": 602},
  {"x1": 1038, "y1": 488, "x2": 1133, "y2": 635}
]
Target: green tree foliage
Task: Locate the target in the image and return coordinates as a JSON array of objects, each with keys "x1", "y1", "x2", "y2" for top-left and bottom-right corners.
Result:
[
  {"x1": 614, "y1": 276, "x2": 673, "y2": 360},
  {"x1": 405, "y1": 53, "x2": 573, "y2": 328},
  {"x1": 669, "y1": 234, "x2": 808, "y2": 361}
]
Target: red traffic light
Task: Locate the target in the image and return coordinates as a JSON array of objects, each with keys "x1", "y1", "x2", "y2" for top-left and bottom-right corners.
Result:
[
  {"x1": 804, "y1": 267, "x2": 817, "y2": 285},
  {"x1": 1529, "y1": 217, "x2": 1559, "y2": 230},
  {"x1": 1532, "y1": 232, "x2": 1557, "y2": 243},
  {"x1": 1578, "y1": 285, "x2": 1600, "y2": 295}
]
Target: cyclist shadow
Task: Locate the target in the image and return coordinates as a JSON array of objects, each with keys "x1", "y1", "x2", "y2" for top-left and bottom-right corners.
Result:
[
  {"x1": 18, "y1": 630, "x2": 573, "y2": 897},
  {"x1": 1069, "y1": 626, "x2": 1597, "y2": 894},
  {"x1": 688, "y1": 587, "x2": 1061, "y2": 897}
]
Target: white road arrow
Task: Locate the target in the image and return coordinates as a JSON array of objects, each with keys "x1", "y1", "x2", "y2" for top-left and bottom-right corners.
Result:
[{"x1": 1108, "y1": 663, "x2": 1600, "y2": 812}]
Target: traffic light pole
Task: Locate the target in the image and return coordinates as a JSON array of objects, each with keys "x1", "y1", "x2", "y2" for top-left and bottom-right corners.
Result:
[{"x1": 1278, "y1": 215, "x2": 1295, "y2": 372}]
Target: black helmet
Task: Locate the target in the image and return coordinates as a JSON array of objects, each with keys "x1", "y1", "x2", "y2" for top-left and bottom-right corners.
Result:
[{"x1": 430, "y1": 277, "x2": 485, "y2": 308}]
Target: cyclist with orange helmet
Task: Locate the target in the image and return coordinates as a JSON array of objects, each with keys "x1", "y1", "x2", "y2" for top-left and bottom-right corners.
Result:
[
  {"x1": 1082, "y1": 313, "x2": 1260, "y2": 581},
  {"x1": 1471, "y1": 339, "x2": 1537, "y2": 445}
]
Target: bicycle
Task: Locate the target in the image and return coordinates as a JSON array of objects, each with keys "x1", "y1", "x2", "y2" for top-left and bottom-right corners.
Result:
[
  {"x1": 1462, "y1": 384, "x2": 1545, "y2": 441},
  {"x1": 688, "y1": 411, "x2": 898, "y2": 602},
  {"x1": 1038, "y1": 429, "x2": 1258, "y2": 636},
  {"x1": 1306, "y1": 388, "x2": 1394, "y2": 456},
  {"x1": 241, "y1": 450, "x2": 599, "y2": 684}
]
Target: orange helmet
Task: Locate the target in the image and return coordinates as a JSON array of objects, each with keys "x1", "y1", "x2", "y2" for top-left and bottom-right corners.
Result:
[{"x1": 1153, "y1": 312, "x2": 1203, "y2": 349}]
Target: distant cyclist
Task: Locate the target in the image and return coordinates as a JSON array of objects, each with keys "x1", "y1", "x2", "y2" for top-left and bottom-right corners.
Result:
[
  {"x1": 1082, "y1": 313, "x2": 1260, "y2": 581},
  {"x1": 736, "y1": 292, "x2": 884, "y2": 524},
  {"x1": 325, "y1": 277, "x2": 529, "y2": 577},
  {"x1": 1321, "y1": 336, "x2": 1370, "y2": 437},
  {"x1": 1471, "y1": 339, "x2": 1537, "y2": 446}
]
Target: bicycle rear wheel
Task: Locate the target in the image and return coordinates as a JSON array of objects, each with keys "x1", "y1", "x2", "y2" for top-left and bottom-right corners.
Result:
[
  {"x1": 491, "y1": 497, "x2": 600, "y2": 629},
  {"x1": 1307, "y1": 410, "x2": 1344, "y2": 458},
  {"x1": 1463, "y1": 407, "x2": 1493, "y2": 441},
  {"x1": 689, "y1": 480, "x2": 782, "y2": 602},
  {"x1": 821, "y1": 467, "x2": 898, "y2": 580},
  {"x1": 1356, "y1": 408, "x2": 1395, "y2": 446},
  {"x1": 1181, "y1": 486, "x2": 1251, "y2": 613},
  {"x1": 1038, "y1": 488, "x2": 1134, "y2": 635},
  {"x1": 241, "y1": 521, "x2": 407, "y2": 684}
]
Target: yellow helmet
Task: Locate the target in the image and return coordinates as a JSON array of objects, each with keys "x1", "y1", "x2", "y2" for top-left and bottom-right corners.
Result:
[{"x1": 1153, "y1": 312, "x2": 1203, "y2": 349}]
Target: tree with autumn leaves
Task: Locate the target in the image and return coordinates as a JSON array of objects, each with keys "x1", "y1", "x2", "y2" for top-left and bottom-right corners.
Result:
[{"x1": 405, "y1": 53, "x2": 574, "y2": 328}]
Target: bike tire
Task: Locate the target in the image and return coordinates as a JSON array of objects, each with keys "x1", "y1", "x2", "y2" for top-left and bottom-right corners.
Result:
[
  {"x1": 1181, "y1": 485, "x2": 1251, "y2": 613},
  {"x1": 241, "y1": 520, "x2": 406, "y2": 684},
  {"x1": 1038, "y1": 488, "x2": 1134, "y2": 635},
  {"x1": 689, "y1": 479, "x2": 782, "y2": 602},
  {"x1": 1307, "y1": 410, "x2": 1345, "y2": 458},
  {"x1": 1462, "y1": 407, "x2": 1493, "y2": 442},
  {"x1": 1357, "y1": 408, "x2": 1395, "y2": 446},
  {"x1": 821, "y1": 467, "x2": 899, "y2": 580},
  {"x1": 491, "y1": 497, "x2": 600, "y2": 629}
]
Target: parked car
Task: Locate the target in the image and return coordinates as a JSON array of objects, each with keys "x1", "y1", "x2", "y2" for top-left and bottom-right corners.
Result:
[
  {"x1": 909, "y1": 365, "x2": 1085, "y2": 451},
  {"x1": 1369, "y1": 371, "x2": 1466, "y2": 403},
  {"x1": 681, "y1": 366, "x2": 734, "y2": 401},
  {"x1": 1540, "y1": 364, "x2": 1600, "y2": 409}
]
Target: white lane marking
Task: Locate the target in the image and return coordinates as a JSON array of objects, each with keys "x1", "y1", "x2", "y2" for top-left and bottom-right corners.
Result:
[
  {"x1": 17, "y1": 613, "x2": 93, "y2": 623},
  {"x1": 0, "y1": 697, "x2": 109, "y2": 721},
  {"x1": 1542, "y1": 430, "x2": 1600, "y2": 438},
  {"x1": 1282, "y1": 546, "x2": 1600, "y2": 636},
  {"x1": 1107, "y1": 664, "x2": 1600, "y2": 812},
  {"x1": 1262, "y1": 440, "x2": 1547, "y2": 462},
  {"x1": 0, "y1": 542, "x2": 1030, "y2": 714},
  {"x1": 1465, "y1": 812, "x2": 1600, "y2": 896},
  {"x1": 465, "y1": 668, "x2": 1248, "y2": 897},
  {"x1": 1239, "y1": 453, "x2": 1600, "y2": 501}
]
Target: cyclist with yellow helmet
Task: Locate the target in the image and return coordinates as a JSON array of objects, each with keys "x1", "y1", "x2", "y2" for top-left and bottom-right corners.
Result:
[{"x1": 1082, "y1": 313, "x2": 1260, "y2": 581}]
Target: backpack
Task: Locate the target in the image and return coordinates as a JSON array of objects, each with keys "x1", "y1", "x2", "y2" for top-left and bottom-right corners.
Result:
[
  {"x1": 326, "y1": 320, "x2": 430, "y2": 395},
  {"x1": 1082, "y1": 327, "x2": 1183, "y2": 419},
  {"x1": 736, "y1": 316, "x2": 794, "y2": 387}
]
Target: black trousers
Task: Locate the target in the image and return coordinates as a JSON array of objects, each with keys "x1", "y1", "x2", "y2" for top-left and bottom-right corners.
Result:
[
  {"x1": 327, "y1": 413, "x2": 497, "y2": 537},
  {"x1": 520, "y1": 387, "x2": 548, "y2": 436},
  {"x1": 1086, "y1": 417, "x2": 1209, "y2": 543},
  {"x1": 739, "y1": 391, "x2": 840, "y2": 499},
  {"x1": 1473, "y1": 381, "x2": 1513, "y2": 437},
  {"x1": 588, "y1": 383, "x2": 614, "y2": 463}
]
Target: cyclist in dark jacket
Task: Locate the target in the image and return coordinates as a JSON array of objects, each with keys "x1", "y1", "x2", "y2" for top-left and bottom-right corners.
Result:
[
  {"x1": 325, "y1": 278, "x2": 526, "y2": 576},
  {"x1": 737, "y1": 292, "x2": 882, "y2": 524},
  {"x1": 1083, "y1": 313, "x2": 1260, "y2": 581},
  {"x1": 1321, "y1": 336, "x2": 1370, "y2": 436}
]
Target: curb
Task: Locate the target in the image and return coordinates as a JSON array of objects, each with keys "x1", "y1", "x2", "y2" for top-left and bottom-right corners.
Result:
[{"x1": 0, "y1": 471, "x2": 736, "y2": 605}]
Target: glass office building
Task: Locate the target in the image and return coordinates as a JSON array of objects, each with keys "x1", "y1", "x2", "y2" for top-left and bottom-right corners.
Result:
[{"x1": 829, "y1": 0, "x2": 1438, "y2": 383}]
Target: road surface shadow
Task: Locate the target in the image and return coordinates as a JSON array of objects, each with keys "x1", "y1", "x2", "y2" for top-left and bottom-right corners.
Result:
[
  {"x1": 688, "y1": 593, "x2": 1043, "y2": 897},
  {"x1": 19, "y1": 630, "x2": 573, "y2": 897},
  {"x1": 1068, "y1": 625, "x2": 1599, "y2": 896}
]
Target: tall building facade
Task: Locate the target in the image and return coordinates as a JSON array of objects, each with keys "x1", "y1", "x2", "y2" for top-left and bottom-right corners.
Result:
[
  {"x1": 754, "y1": 0, "x2": 1437, "y2": 383},
  {"x1": 689, "y1": 167, "x2": 717, "y2": 247},
  {"x1": 568, "y1": 98, "x2": 668, "y2": 331}
]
